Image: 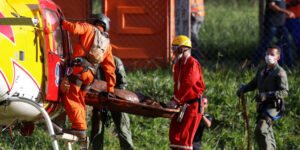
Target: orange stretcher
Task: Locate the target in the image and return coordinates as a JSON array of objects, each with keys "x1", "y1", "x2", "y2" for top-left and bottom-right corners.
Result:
[{"x1": 85, "y1": 80, "x2": 180, "y2": 118}]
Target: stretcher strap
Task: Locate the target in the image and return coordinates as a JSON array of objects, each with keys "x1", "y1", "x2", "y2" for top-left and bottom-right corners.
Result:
[{"x1": 81, "y1": 84, "x2": 92, "y2": 91}]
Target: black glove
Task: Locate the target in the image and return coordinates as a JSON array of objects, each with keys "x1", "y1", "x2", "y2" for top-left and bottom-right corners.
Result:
[
  {"x1": 236, "y1": 85, "x2": 246, "y2": 97},
  {"x1": 266, "y1": 91, "x2": 276, "y2": 100}
]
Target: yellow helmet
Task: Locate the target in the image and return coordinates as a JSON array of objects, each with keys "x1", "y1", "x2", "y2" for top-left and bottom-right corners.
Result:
[{"x1": 172, "y1": 35, "x2": 192, "y2": 48}]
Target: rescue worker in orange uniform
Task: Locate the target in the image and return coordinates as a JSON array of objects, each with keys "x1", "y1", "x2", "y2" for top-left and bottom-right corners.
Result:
[
  {"x1": 190, "y1": 0, "x2": 205, "y2": 51},
  {"x1": 167, "y1": 35, "x2": 205, "y2": 150},
  {"x1": 61, "y1": 14, "x2": 116, "y2": 147}
]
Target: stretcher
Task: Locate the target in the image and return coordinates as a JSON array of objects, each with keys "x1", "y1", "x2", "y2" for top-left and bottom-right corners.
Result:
[{"x1": 85, "y1": 80, "x2": 180, "y2": 118}]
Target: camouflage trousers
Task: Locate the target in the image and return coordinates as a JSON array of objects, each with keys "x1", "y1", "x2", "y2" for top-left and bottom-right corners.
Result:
[
  {"x1": 90, "y1": 108, "x2": 134, "y2": 150},
  {"x1": 254, "y1": 108, "x2": 279, "y2": 150}
]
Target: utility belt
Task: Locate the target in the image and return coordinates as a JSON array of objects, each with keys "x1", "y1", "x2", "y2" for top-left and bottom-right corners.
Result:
[
  {"x1": 257, "y1": 98, "x2": 285, "y2": 121},
  {"x1": 186, "y1": 96, "x2": 203, "y2": 114},
  {"x1": 257, "y1": 98, "x2": 284, "y2": 112},
  {"x1": 177, "y1": 96, "x2": 203, "y2": 123}
]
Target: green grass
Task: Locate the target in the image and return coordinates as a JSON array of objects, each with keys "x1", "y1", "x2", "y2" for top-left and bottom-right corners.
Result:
[
  {"x1": 92, "y1": 0, "x2": 102, "y2": 14},
  {"x1": 1, "y1": 1, "x2": 300, "y2": 149},
  {"x1": 1, "y1": 68, "x2": 299, "y2": 150},
  {"x1": 105, "y1": 68, "x2": 300, "y2": 150},
  {"x1": 199, "y1": 1, "x2": 259, "y2": 66}
]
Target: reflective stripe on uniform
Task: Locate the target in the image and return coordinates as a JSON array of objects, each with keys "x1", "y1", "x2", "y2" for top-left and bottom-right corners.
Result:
[
  {"x1": 184, "y1": 53, "x2": 191, "y2": 65},
  {"x1": 177, "y1": 54, "x2": 191, "y2": 91},
  {"x1": 170, "y1": 144, "x2": 193, "y2": 149},
  {"x1": 192, "y1": 11, "x2": 205, "y2": 17}
]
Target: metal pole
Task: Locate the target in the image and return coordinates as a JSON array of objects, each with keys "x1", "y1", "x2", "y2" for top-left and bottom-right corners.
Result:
[
  {"x1": 169, "y1": 0, "x2": 172, "y2": 64},
  {"x1": 188, "y1": 0, "x2": 191, "y2": 38},
  {"x1": 51, "y1": 121, "x2": 63, "y2": 133},
  {"x1": 175, "y1": 0, "x2": 190, "y2": 37},
  {"x1": 259, "y1": 0, "x2": 265, "y2": 40},
  {"x1": 67, "y1": 142, "x2": 72, "y2": 150},
  {"x1": 7, "y1": 98, "x2": 59, "y2": 150}
]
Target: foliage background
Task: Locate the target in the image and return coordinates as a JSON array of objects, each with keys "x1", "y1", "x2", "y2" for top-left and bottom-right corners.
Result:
[{"x1": 1, "y1": 0, "x2": 300, "y2": 149}]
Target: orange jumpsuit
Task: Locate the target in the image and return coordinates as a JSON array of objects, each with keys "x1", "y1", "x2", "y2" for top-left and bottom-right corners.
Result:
[
  {"x1": 169, "y1": 55, "x2": 205, "y2": 150},
  {"x1": 62, "y1": 20, "x2": 116, "y2": 130}
]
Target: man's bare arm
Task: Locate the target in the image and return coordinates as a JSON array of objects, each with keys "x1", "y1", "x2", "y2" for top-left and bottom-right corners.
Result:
[
  {"x1": 268, "y1": 2, "x2": 295, "y2": 18},
  {"x1": 202, "y1": 115, "x2": 212, "y2": 128}
]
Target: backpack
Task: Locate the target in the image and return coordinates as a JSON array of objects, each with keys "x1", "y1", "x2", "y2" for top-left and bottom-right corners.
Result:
[{"x1": 80, "y1": 27, "x2": 110, "y2": 65}]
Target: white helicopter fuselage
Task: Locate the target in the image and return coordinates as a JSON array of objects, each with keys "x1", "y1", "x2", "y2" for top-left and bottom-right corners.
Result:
[{"x1": 0, "y1": 60, "x2": 42, "y2": 125}]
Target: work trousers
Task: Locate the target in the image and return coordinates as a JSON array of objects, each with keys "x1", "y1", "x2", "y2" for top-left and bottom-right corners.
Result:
[
  {"x1": 277, "y1": 18, "x2": 300, "y2": 66},
  {"x1": 63, "y1": 67, "x2": 94, "y2": 130},
  {"x1": 191, "y1": 16, "x2": 204, "y2": 51},
  {"x1": 169, "y1": 102, "x2": 202, "y2": 150},
  {"x1": 90, "y1": 107, "x2": 134, "y2": 150},
  {"x1": 255, "y1": 108, "x2": 279, "y2": 150},
  {"x1": 285, "y1": 18, "x2": 300, "y2": 58}
]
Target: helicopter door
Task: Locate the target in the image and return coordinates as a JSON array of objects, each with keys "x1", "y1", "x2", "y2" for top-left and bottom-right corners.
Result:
[{"x1": 43, "y1": 9, "x2": 64, "y2": 101}]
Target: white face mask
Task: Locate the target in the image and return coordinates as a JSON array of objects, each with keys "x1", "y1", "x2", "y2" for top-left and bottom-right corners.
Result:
[{"x1": 265, "y1": 55, "x2": 276, "y2": 65}]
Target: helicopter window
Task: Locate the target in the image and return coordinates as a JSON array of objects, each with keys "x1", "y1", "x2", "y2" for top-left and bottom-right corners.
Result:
[{"x1": 45, "y1": 9, "x2": 64, "y2": 57}]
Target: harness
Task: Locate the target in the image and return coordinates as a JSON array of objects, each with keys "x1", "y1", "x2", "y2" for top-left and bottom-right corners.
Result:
[
  {"x1": 67, "y1": 57, "x2": 97, "y2": 91},
  {"x1": 263, "y1": 106, "x2": 284, "y2": 121},
  {"x1": 261, "y1": 99, "x2": 285, "y2": 121},
  {"x1": 66, "y1": 38, "x2": 98, "y2": 91},
  {"x1": 67, "y1": 26, "x2": 109, "y2": 91}
]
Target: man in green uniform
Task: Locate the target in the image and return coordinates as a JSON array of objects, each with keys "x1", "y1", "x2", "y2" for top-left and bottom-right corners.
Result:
[
  {"x1": 237, "y1": 45, "x2": 288, "y2": 150},
  {"x1": 90, "y1": 56, "x2": 134, "y2": 150}
]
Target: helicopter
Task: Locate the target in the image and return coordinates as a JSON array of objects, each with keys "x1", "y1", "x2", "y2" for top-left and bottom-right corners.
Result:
[
  {"x1": 0, "y1": 0, "x2": 179, "y2": 149},
  {"x1": 0, "y1": 0, "x2": 71, "y2": 149}
]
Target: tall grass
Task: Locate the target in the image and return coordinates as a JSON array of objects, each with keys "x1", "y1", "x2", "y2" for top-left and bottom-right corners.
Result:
[
  {"x1": 199, "y1": 1, "x2": 259, "y2": 66},
  {"x1": 1, "y1": 68, "x2": 299, "y2": 149},
  {"x1": 92, "y1": 0, "x2": 102, "y2": 14},
  {"x1": 1, "y1": 1, "x2": 300, "y2": 150}
]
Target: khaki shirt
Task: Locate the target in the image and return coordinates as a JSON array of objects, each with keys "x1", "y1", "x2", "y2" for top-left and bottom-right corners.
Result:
[
  {"x1": 97, "y1": 56, "x2": 127, "y2": 89},
  {"x1": 244, "y1": 64, "x2": 288, "y2": 100}
]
